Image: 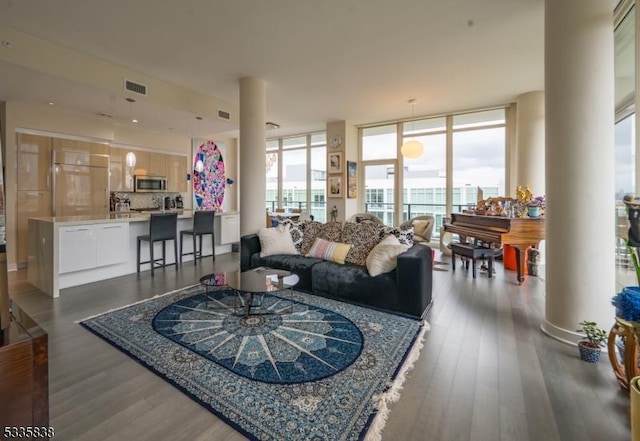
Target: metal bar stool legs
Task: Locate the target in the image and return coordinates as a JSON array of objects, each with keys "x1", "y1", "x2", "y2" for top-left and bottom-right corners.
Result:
[
  {"x1": 136, "y1": 213, "x2": 178, "y2": 276},
  {"x1": 180, "y1": 210, "x2": 216, "y2": 265}
]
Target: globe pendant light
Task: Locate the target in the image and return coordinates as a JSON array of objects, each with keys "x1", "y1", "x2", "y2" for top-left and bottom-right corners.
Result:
[{"x1": 401, "y1": 99, "x2": 424, "y2": 159}]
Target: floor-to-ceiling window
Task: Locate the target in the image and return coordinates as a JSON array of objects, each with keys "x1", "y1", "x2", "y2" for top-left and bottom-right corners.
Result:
[
  {"x1": 362, "y1": 125, "x2": 397, "y2": 225},
  {"x1": 265, "y1": 132, "x2": 327, "y2": 221},
  {"x1": 401, "y1": 117, "x2": 447, "y2": 231},
  {"x1": 615, "y1": 0, "x2": 636, "y2": 288},
  {"x1": 451, "y1": 109, "x2": 506, "y2": 205},
  {"x1": 361, "y1": 107, "x2": 506, "y2": 236}
]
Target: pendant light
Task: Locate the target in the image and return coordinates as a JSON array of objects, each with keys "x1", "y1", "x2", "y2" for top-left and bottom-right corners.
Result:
[
  {"x1": 126, "y1": 97, "x2": 138, "y2": 123},
  {"x1": 194, "y1": 116, "x2": 205, "y2": 172},
  {"x1": 401, "y1": 99, "x2": 424, "y2": 159},
  {"x1": 125, "y1": 151, "x2": 137, "y2": 168}
]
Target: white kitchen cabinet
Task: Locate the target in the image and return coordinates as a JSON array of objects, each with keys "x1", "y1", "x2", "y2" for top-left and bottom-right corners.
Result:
[
  {"x1": 219, "y1": 214, "x2": 239, "y2": 244},
  {"x1": 96, "y1": 223, "x2": 129, "y2": 266},
  {"x1": 59, "y1": 225, "x2": 97, "y2": 274}
]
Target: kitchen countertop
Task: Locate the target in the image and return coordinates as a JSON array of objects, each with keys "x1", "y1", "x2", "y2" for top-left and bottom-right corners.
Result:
[{"x1": 29, "y1": 210, "x2": 239, "y2": 225}]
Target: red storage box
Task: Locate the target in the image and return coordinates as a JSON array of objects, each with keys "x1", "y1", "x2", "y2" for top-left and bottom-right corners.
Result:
[{"x1": 503, "y1": 244, "x2": 530, "y2": 275}]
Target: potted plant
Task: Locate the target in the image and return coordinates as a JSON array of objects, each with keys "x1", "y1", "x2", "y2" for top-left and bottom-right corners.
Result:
[
  {"x1": 527, "y1": 195, "x2": 545, "y2": 218},
  {"x1": 576, "y1": 320, "x2": 607, "y2": 363}
]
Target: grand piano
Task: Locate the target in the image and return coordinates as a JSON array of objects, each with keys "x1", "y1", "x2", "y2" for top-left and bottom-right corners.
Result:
[{"x1": 444, "y1": 213, "x2": 546, "y2": 284}]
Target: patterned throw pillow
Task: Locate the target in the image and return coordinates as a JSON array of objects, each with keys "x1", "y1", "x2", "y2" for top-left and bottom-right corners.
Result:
[
  {"x1": 383, "y1": 225, "x2": 415, "y2": 247},
  {"x1": 300, "y1": 221, "x2": 324, "y2": 255},
  {"x1": 306, "y1": 238, "x2": 352, "y2": 264},
  {"x1": 278, "y1": 218, "x2": 305, "y2": 253},
  {"x1": 317, "y1": 221, "x2": 343, "y2": 242},
  {"x1": 340, "y1": 222, "x2": 386, "y2": 266}
]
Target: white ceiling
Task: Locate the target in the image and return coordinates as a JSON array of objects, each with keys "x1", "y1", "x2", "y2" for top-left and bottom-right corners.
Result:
[{"x1": 0, "y1": 0, "x2": 545, "y2": 139}]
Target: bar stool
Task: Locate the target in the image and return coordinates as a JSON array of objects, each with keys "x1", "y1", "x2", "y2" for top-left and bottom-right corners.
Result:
[
  {"x1": 137, "y1": 213, "x2": 178, "y2": 275},
  {"x1": 180, "y1": 210, "x2": 216, "y2": 265}
]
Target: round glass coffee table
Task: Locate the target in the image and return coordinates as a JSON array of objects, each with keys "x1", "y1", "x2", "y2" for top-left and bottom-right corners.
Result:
[{"x1": 227, "y1": 268, "x2": 299, "y2": 317}]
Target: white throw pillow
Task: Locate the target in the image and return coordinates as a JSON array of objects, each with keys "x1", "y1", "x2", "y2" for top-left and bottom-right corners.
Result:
[
  {"x1": 366, "y1": 235, "x2": 409, "y2": 276},
  {"x1": 258, "y1": 224, "x2": 298, "y2": 257}
]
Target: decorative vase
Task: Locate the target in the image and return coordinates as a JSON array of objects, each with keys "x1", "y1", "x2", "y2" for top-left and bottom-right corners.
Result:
[
  {"x1": 527, "y1": 206, "x2": 540, "y2": 218},
  {"x1": 578, "y1": 340, "x2": 601, "y2": 363}
]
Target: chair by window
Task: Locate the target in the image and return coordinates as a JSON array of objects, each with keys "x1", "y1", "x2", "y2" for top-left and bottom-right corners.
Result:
[
  {"x1": 400, "y1": 214, "x2": 435, "y2": 244},
  {"x1": 180, "y1": 210, "x2": 216, "y2": 265},
  {"x1": 348, "y1": 212, "x2": 384, "y2": 225},
  {"x1": 137, "y1": 213, "x2": 178, "y2": 275}
]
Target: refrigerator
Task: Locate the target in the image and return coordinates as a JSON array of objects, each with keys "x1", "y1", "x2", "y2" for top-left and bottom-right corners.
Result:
[{"x1": 52, "y1": 150, "x2": 109, "y2": 217}]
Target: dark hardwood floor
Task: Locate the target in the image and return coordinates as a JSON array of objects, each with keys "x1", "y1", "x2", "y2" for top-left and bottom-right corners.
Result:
[{"x1": 8, "y1": 252, "x2": 631, "y2": 441}]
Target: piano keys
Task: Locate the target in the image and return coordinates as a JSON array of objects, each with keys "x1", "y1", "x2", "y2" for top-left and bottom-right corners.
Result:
[{"x1": 444, "y1": 213, "x2": 545, "y2": 284}]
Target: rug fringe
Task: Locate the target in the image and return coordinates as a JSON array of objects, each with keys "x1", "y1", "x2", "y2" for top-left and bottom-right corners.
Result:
[
  {"x1": 74, "y1": 283, "x2": 200, "y2": 323},
  {"x1": 364, "y1": 320, "x2": 430, "y2": 441}
]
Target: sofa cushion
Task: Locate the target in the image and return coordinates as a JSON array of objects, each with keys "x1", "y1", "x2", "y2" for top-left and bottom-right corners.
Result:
[
  {"x1": 278, "y1": 218, "x2": 305, "y2": 253},
  {"x1": 261, "y1": 254, "x2": 323, "y2": 292},
  {"x1": 311, "y1": 261, "x2": 399, "y2": 312},
  {"x1": 340, "y1": 221, "x2": 385, "y2": 266},
  {"x1": 317, "y1": 221, "x2": 343, "y2": 242},
  {"x1": 306, "y1": 238, "x2": 351, "y2": 264},
  {"x1": 384, "y1": 225, "x2": 414, "y2": 246},
  {"x1": 300, "y1": 221, "x2": 324, "y2": 255},
  {"x1": 258, "y1": 225, "x2": 298, "y2": 257},
  {"x1": 366, "y1": 235, "x2": 409, "y2": 276}
]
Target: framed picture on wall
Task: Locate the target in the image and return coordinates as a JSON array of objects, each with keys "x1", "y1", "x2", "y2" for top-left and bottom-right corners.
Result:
[
  {"x1": 328, "y1": 176, "x2": 342, "y2": 197},
  {"x1": 347, "y1": 161, "x2": 357, "y2": 199},
  {"x1": 328, "y1": 152, "x2": 342, "y2": 173}
]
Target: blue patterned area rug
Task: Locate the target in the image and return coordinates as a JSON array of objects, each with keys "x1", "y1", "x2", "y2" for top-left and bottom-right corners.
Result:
[{"x1": 79, "y1": 284, "x2": 429, "y2": 441}]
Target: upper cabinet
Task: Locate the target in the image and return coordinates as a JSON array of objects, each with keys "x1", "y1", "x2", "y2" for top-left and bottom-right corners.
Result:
[
  {"x1": 17, "y1": 134, "x2": 51, "y2": 191},
  {"x1": 132, "y1": 151, "x2": 165, "y2": 177},
  {"x1": 108, "y1": 147, "x2": 187, "y2": 192},
  {"x1": 166, "y1": 154, "x2": 188, "y2": 192},
  {"x1": 53, "y1": 138, "x2": 109, "y2": 155}
]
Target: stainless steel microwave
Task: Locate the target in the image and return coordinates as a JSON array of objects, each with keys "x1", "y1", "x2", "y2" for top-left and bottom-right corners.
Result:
[{"x1": 134, "y1": 175, "x2": 167, "y2": 192}]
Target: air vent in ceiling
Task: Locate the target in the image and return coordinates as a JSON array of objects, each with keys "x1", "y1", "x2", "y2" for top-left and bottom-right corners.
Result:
[
  {"x1": 124, "y1": 79, "x2": 147, "y2": 96},
  {"x1": 217, "y1": 109, "x2": 231, "y2": 121}
]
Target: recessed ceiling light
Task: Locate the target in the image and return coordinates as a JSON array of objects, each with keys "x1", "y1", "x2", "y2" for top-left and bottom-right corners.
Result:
[
  {"x1": 1, "y1": 40, "x2": 13, "y2": 49},
  {"x1": 48, "y1": 102, "x2": 55, "y2": 106},
  {"x1": 132, "y1": 119, "x2": 139, "y2": 123}
]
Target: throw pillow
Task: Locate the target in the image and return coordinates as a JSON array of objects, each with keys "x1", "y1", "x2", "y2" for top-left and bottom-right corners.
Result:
[
  {"x1": 300, "y1": 221, "x2": 323, "y2": 255},
  {"x1": 383, "y1": 225, "x2": 415, "y2": 247},
  {"x1": 278, "y1": 218, "x2": 305, "y2": 253},
  {"x1": 258, "y1": 224, "x2": 298, "y2": 257},
  {"x1": 306, "y1": 238, "x2": 352, "y2": 264},
  {"x1": 366, "y1": 235, "x2": 410, "y2": 277},
  {"x1": 412, "y1": 219, "x2": 430, "y2": 238},
  {"x1": 317, "y1": 221, "x2": 343, "y2": 242},
  {"x1": 340, "y1": 221, "x2": 385, "y2": 266}
]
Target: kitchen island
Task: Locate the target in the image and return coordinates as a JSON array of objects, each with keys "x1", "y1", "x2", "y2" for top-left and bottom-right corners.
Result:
[{"x1": 27, "y1": 210, "x2": 240, "y2": 298}]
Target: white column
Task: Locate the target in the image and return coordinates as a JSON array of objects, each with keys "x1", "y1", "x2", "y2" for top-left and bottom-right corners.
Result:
[
  {"x1": 542, "y1": 0, "x2": 615, "y2": 342},
  {"x1": 239, "y1": 77, "x2": 267, "y2": 236},
  {"x1": 516, "y1": 91, "x2": 545, "y2": 195}
]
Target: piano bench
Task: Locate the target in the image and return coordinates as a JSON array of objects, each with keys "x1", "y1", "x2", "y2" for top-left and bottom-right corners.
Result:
[{"x1": 451, "y1": 243, "x2": 497, "y2": 279}]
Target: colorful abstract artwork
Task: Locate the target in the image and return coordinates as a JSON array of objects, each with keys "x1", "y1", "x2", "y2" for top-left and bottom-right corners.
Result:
[{"x1": 193, "y1": 140, "x2": 225, "y2": 210}]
